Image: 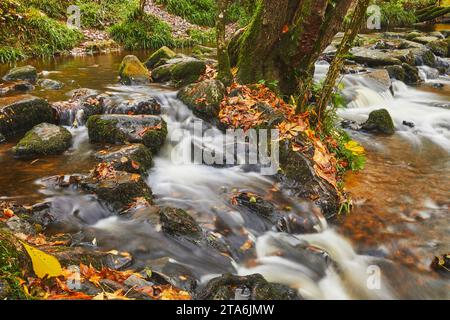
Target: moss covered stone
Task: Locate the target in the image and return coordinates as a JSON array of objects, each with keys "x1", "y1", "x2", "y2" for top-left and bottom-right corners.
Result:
[
  {"x1": 170, "y1": 59, "x2": 207, "y2": 87},
  {"x1": 151, "y1": 64, "x2": 174, "y2": 82},
  {"x1": 386, "y1": 64, "x2": 420, "y2": 85},
  {"x1": 119, "y1": 55, "x2": 151, "y2": 85},
  {"x1": 86, "y1": 114, "x2": 167, "y2": 153},
  {"x1": 177, "y1": 79, "x2": 226, "y2": 122},
  {"x1": 95, "y1": 144, "x2": 153, "y2": 175},
  {"x1": 2, "y1": 65, "x2": 38, "y2": 83},
  {"x1": 145, "y1": 46, "x2": 176, "y2": 70},
  {"x1": 159, "y1": 207, "x2": 202, "y2": 238},
  {"x1": 428, "y1": 39, "x2": 449, "y2": 57},
  {"x1": 361, "y1": 108, "x2": 395, "y2": 135},
  {"x1": 13, "y1": 123, "x2": 72, "y2": 158},
  {"x1": 0, "y1": 95, "x2": 56, "y2": 137}
]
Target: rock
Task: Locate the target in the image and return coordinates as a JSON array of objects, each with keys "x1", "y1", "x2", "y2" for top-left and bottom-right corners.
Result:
[
  {"x1": 178, "y1": 79, "x2": 226, "y2": 123},
  {"x1": 278, "y1": 142, "x2": 340, "y2": 219},
  {"x1": 6, "y1": 216, "x2": 36, "y2": 235},
  {"x1": 410, "y1": 47, "x2": 436, "y2": 67},
  {"x1": 362, "y1": 69, "x2": 391, "y2": 91},
  {"x1": 80, "y1": 169, "x2": 153, "y2": 212},
  {"x1": 152, "y1": 57, "x2": 206, "y2": 87},
  {"x1": 145, "y1": 46, "x2": 176, "y2": 70},
  {"x1": 197, "y1": 273, "x2": 301, "y2": 300},
  {"x1": 37, "y1": 79, "x2": 64, "y2": 90},
  {"x1": 386, "y1": 64, "x2": 420, "y2": 85},
  {"x1": 95, "y1": 144, "x2": 153, "y2": 175},
  {"x1": 0, "y1": 95, "x2": 56, "y2": 137},
  {"x1": 159, "y1": 207, "x2": 202, "y2": 239},
  {"x1": 124, "y1": 274, "x2": 153, "y2": 288},
  {"x1": 2, "y1": 65, "x2": 38, "y2": 83},
  {"x1": 104, "y1": 96, "x2": 161, "y2": 115},
  {"x1": 350, "y1": 48, "x2": 405, "y2": 67},
  {"x1": 361, "y1": 109, "x2": 395, "y2": 135},
  {"x1": 119, "y1": 55, "x2": 151, "y2": 85},
  {"x1": 84, "y1": 39, "x2": 119, "y2": 53},
  {"x1": 402, "y1": 121, "x2": 415, "y2": 128},
  {"x1": 430, "y1": 254, "x2": 450, "y2": 277},
  {"x1": 13, "y1": 123, "x2": 72, "y2": 158},
  {"x1": 192, "y1": 45, "x2": 217, "y2": 59},
  {"x1": 427, "y1": 39, "x2": 449, "y2": 57},
  {"x1": 0, "y1": 81, "x2": 34, "y2": 96},
  {"x1": 428, "y1": 31, "x2": 445, "y2": 39},
  {"x1": 234, "y1": 192, "x2": 275, "y2": 218},
  {"x1": 412, "y1": 36, "x2": 439, "y2": 45},
  {"x1": 86, "y1": 114, "x2": 167, "y2": 152}
]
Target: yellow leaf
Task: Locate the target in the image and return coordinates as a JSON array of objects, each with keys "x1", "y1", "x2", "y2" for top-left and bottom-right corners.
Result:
[
  {"x1": 20, "y1": 240, "x2": 63, "y2": 279},
  {"x1": 344, "y1": 140, "x2": 365, "y2": 156}
]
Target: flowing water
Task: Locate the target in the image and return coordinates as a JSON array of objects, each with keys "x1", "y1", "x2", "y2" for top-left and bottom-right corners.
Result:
[{"x1": 0, "y1": 51, "x2": 449, "y2": 299}]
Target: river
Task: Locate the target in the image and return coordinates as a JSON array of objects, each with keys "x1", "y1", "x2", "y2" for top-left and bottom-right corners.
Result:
[{"x1": 0, "y1": 49, "x2": 449, "y2": 299}]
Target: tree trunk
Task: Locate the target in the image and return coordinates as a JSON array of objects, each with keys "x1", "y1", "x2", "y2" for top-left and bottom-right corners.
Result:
[
  {"x1": 316, "y1": 0, "x2": 371, "y2": 121},
  {"x1": 217, "y1": 0, "x2": 233, "y2": 86},
  {"x1": 231, "y1": 0, "x2": 355, "y2": 104}
]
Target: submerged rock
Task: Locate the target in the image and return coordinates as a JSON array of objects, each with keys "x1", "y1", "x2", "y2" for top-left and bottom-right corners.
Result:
[
  {"x1": 361, "y1": 109, "x2": 395, "y2": 135},
  {"x1": 0, "y1": 95, "x2": 56, "y2": 137},
  {"x1": 2, "y1": 65, "x2": 38, "y2": 83},
  {"x1": 145, "y1": 46, "x2": 176, "y2": 70},
  {"x1": 81, "y1": 169, "x2": 153, "y2": 212},
  {"x1": 197, "y1": 273, "x2": 301, "y2": 300},
  {"x1": 95, "y1": 144, "x2": 153, "y2": 175},
  {"x1": 0, "y1": 81, "x2": 34, "y2": 96},
  {"x1": 119, "y1": 55, "x2": 151, "y2": 85},
  {"x1": 37, "y1": 79, "x2": 64, "y2": 90},
  {"x1": 86, "y1": 114, "x2": 167, "y2": 152},
  {"x1": 159, "y1": 207, "x2": 202, "y2": 239},
  {"x1": 178, "y1": 79, "x2": 226, "y2": 122},
  {"x1": 13, "y1": 123, "x2": 72, "y2": 157}
]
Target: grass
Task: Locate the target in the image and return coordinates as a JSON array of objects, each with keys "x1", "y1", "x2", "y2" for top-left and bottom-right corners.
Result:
[{"x1": 109, "y1": 11, "x2": 175, "y2": 50}]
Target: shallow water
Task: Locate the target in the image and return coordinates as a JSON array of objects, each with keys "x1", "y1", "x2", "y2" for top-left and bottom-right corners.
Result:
[{"x1": 1, "y1": 50, "x2": 449, "y2": 299}]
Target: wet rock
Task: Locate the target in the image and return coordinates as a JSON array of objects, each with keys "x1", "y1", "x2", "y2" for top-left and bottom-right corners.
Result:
[
  {"x1": 152, "y1": 57, "x2": 206, "y2": 87},
  {"x1": 430, "y1": 254, "x2": 450, "y2": 277},
  {"x1": 361, "y1": 109, "x2": 395, "y2": 135},
  {"x1": 0, "y1": 81, "x2": 34, "y2": 96},
  {"x1": 2, "y1": 65, "x2": 38, "y2": 83},
  {"x1": 86, "y1": 114, "x2": 167, "y2": 152},
  {"x1": 13, "y1": 123, "x2": 72, "y2": 158},
  {"x1": 405, "y1": 31, "x2": 423, "y2": 41},
  {"x1": 80, "y1": 169, "x2": 153, "y2": 212},
  {"x1": 6, "y1": 216, "x2": 36, "y2": 235},
  {"x1": 95, "y1": 144, "x2": 153, "y2": 175},
  {"x1": 361, "y1": 69, "x2": 391, "y2": 91},
  {"x1": 341, "y1": 119, "x2": 361, "y2": 130},
  {"x1": 178, "y1": 79, "x2": 226, "y2": 123},
  {"x1": 0, "y1": 95, "x2": 56, "y2": 137},
  {"x1": 386, "y1": 64, "x2": 420, "y2": 85},
  {"x1": 119, "y1": 55, "x2": 151, "y2": 85},
  {"x1": 350, "y1": 48, "x2": 409, "y2": 67},
  {"x1": 37, "y1": 79, "x2": 64, "y2": 90},
  {"x1": 276, "y1": 203, "x2": 324, "y2": 234},
  {"x1": 197, "y1": 273, "x2": 301, "y2": 300},
  {"x1": 427, "y1": 39, "x2": 449, "y2": 57},
  {"x1": 159, "y1": 207, "x2": 202, "y2": 239},
  {"x1": 412, "y1": 36, "x2": 439, "y2": 45},
  {"x1": 278, "y1": 142, "x2": 340, "y2": 219},
  {"x1": 402, "y1": 121, "x2": 415, "y2": 128},
  {"x1": 410, "y1": 47, "x2": 436, "y2": 67},
  {"x1": 104, "y1": 96, "x2": 161, "y2": 115},
  {"x1": 145, "y1": 46, "x2": 176, "y2": 70},
  {"x1": 124, "y1": 274, "x2": 153, "y2": 288},
  {"x1": 234, "y1": 192, "x2": 275, "y2": 218}
]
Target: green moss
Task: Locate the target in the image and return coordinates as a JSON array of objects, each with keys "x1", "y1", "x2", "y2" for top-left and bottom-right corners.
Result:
[
  {"x1": 145, "y1": 46, "x2": 176, "y2": 70},
  {"x1": 362, "y1": 108, "x2": 395, "y2": 135},
  {"x1": 86, "y1": 116, "x2": 126, "y2": 144},
  {"x1": 142, "y1": 120, "x2": 168, "y2": 153},
  {"x1": 119, "y1": 55, "x2": 151, "y2": 85},
  {"x1": 171, "y1": 59, "x2": 207, "y2": 87}
]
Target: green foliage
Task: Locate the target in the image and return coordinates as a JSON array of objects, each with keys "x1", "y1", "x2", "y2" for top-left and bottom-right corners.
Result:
[
  {"x1": 0, "y1": 47, "x2": 27, "y2": 64},
  {"x1": 187, "y1": 28, "x2": 217, "y2": 46},
  {"x1": 109, "y1": 13, "x2": 175, "y2": 50},
  {"x1": 373, "y1": 0, "x2": 437, "y2": 27}
]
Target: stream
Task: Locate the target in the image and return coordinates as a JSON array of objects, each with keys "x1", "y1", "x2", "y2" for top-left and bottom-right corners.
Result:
[{"x1": 0, "y1": 50, "x2": 449, "y2": 299}]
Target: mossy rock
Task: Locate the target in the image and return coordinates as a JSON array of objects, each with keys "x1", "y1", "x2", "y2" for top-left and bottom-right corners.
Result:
[
  {"x1": 177, "y1": 79, "x2": 226, "y2": 123},
  {"x1": 95, "y1": 144, "x2": 153, "y2": 175},
  {"x1": 361, "y1": 109, "x2": 395, "y2": 135},
  {"x1": 405, "y1": 31, "x2": 424, "y2": 41},
  {"x1": 151, "y1": 64, "x2": 174, "y2": 82},
  {"x1": 171, "y1": 59, "x2": 206, "y2": 87},
  {"x1": 410, "y1": 47, "x2": 436, "y2": 67},
  {"x1": 159, "y1": 207, "x2": 202, "y2": 239},
  {"x1": 192, "y1": 45, "x2": 217, "y2": 59},
  {"x1": 80, "y1": 170, "x2": 153, "y2": 212},
  {"x1": 2, "y1": 65, "x2": 38, "y2": 83},
  {"x1": 145, "y1": 46, "x2": 176, "y2": 70},
  {"x1": 412, "y1": 36, "x2": 439, "y2": 45},
  {"x1": 13, "y1": 123, "x2": 72, "y2": 158},
  {"x1": 86, "y1": 114, "x2": 167, "y2": 153},
  {"x1": 0, "y1": 95, "x2": 56, "y2": 137},
  {"x1": 119, "y1": 55, "x2": 151, "y2": 85},
  {"x1": 197, "y1": 273, "x2": 301, "y2": 300},
  {"x1": 427, "y1": 39, "x2": 449, "y2": 57},
  {"x1": 386, "y1": 64, "x2": 420, "y2": 85}
]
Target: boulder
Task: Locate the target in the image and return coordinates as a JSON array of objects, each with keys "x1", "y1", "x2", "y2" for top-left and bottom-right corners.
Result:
[
  {"x1": 151, "y1": 64, "x2": 173, "y2": 82},
  {"x1": 178, "y1": 79, "x2": 226, "y2": 122},
  {"x1": 0, "y1": 81, "x2": 34, "y2": 96},
  {"x1": 350, "y1": 48, "x2": 406, "y2": 67},
  {"x1": 2, "y1": 65, "x2": 38, "y2": 83},
  {"x1": 427, "y1": 39, "x2": 449, "y2": 57},
  {"x1": 0, "y1": 95, "x2": 56, "y2": 137},
  {"x1": 13, "y1": 123, "x2": 72, "y2": 157},
  {"x1": 197, "y1": 273, "x2": 301, "y2": 300},
  {"x1": 152, "y1": 57, "x2": 206, "y2": 87},
  {"x1": 145, "y1": 46, "x2": 176, "y2": 70},
  {"x1": 361, "y1": 69, "x2": 391, "y2": 91},
  {"x1": 104, "y1": 96, "x2": 161, "y2": 115},
  {"x1": 119, "y1": 55, "x2": 151, "y2": 85},
  {"x1": 95, "y1": 144, "x2": 153, "y2": 175},
  {"x1": 80, "y1": 169, "x2": 153, "y2": 211},
  {"x1": 410, "y1": 47, "x2": 436, "y2": 67},
  {"x1": 405, "y1": 31, "x2": 424, "y2": 41},
  {"x1": 37, "y1": 79, "x2": 64, "y2": 90},
  {"x1": 86, "y1": 114, "x2": 167, "y2": 152},
  {"x1": 361, "y1": 109, "x2": 395, "y2": 135},
  {"x1": 412, "y1": 36, "x2": 439, "y2": 45},
  {"x1": 159, "y1": 207, "x2": 202, "y2": 239},
  {"x1": 386, "y1": 64, "x2": 420, "y2": 85}
]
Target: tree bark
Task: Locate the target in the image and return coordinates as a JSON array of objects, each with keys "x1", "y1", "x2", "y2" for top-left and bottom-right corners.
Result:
[
  {"x1": 217, "y1": 0, "x2": 233, "y2": 86},
  {"x1": 231, "y1": 0, "x2": 355, "y2": 104}
]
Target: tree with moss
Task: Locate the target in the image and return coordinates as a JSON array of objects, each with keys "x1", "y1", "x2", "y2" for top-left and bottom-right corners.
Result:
[{"x1": 217, "y1": 0, "x2": 233, "y2": 86}]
